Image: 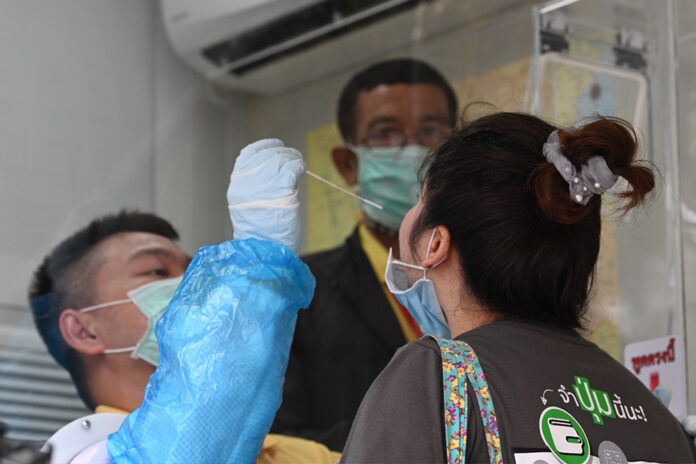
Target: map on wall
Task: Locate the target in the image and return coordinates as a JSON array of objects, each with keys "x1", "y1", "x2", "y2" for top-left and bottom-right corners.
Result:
[{"x1": 450, "y1": 59, "x2": 531, "y2": 117}]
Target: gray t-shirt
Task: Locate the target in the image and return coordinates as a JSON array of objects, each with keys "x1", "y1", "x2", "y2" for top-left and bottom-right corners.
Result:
[{"x1": 341, "y1": 320, "x2": 696, "y2": 463}]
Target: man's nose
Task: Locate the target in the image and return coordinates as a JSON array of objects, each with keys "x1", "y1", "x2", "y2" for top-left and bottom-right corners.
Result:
[{"x1": 404, "y1": 133, "x2": 421, "y2": 145}]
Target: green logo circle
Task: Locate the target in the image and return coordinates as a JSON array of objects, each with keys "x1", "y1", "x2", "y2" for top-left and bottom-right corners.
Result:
[{"x1": 539, "y1": 406, "x2": 590, "y2": 464}]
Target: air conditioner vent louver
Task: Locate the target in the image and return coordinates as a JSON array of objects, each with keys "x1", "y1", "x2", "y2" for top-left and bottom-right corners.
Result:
[
  {"x1": 202, "y1": 0, "x2": 419, "y2": 76},
  {"x1": 0, "y1": 326, "x2": 89, "y2": 444}
]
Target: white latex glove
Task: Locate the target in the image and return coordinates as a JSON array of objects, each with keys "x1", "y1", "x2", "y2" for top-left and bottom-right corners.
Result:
[{"x1": 227, "y1": 139, "x2": 306, "y2": 253}]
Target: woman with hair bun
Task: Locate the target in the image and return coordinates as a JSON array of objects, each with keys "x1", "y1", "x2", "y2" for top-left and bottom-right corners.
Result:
[{"x1": 339, "y1": 113, "x2": 696, "y2": 463}]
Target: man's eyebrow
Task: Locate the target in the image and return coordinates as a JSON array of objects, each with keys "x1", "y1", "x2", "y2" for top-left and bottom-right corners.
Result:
[
  {"x1": 127, "y1": 247, "x2": 175, "y2": 263},
  {"x1": 366, "y1": 116, "x2": 400, "y2": 131},
  {"x1": 418, "y1": 115, "x2": 451, "y2": 124}
]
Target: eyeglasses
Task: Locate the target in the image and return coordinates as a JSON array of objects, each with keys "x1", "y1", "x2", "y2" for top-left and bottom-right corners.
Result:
[{"x1": 357, "y1": 126, "x2": 452, "y2": 155}]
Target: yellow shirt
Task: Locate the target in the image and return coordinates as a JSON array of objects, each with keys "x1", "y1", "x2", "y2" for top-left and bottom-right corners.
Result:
[
  {"x1": 96, "y1": 405, "x2": 341, "y2": 463},
  {"x1": 358, "y1": 224, "x2": 420, "y2": 342}
]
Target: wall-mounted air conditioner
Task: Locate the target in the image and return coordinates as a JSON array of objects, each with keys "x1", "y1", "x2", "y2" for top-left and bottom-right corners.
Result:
[{"x1": 161, "y1": 0, "x2": 472, "y2": 95}]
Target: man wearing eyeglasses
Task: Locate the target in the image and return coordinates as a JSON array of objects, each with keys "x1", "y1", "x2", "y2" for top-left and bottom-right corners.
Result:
[{"x1": 271, "y1": 59, "x2": 458, "y2": 451}]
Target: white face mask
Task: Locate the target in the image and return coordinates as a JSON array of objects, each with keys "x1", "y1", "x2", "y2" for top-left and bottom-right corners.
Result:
[
  {"x1": 384, "y1": 229, "x2": 451, "y2": 339},
  {"x1": 78, "y1": 276, "x2": 183, "y2": 366}
]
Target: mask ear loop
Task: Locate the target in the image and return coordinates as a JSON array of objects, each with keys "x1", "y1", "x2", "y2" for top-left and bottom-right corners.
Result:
[
  {"x1": 392, "y1": 228, "x2": 446, "y2": 279},
  {"x1": 103, "y1": 346, "x2": 136, "y2": 354},
  {"x1": 79, "y1": 299, "x2": 130, "y2": 313},
  {"x1": 78, "y1": 299, "x2": 138, "y2": 355},
  {"x1": 425, "y1": 228, "x2": 447, "y2": 272},
  {"x1": 421, "y1": 229, "x2": 437, "y2": 279},
  {"x1": 425, "y1": 229, "x2": 437, "y2": 259}
]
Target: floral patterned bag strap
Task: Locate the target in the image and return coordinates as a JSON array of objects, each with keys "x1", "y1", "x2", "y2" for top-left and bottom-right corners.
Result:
[{"x1": 431, "y1": 336, "x2": 504, "y2": 464}]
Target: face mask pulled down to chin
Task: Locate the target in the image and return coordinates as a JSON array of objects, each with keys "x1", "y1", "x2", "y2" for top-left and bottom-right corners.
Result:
[{"x1": 384, "y1": 229, "x2": 451, "y2": 339}]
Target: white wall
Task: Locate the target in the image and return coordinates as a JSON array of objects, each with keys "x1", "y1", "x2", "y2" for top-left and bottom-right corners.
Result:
[
  {"x1": 0, "y1": 1, "x2": 156, "y2": 313},
  {"x1": 0, "y1": 0, "x2": 232, "y2": 440},
  {"x1": 152, "y1": 7, "x2": 232, "y2": 254},
  {"x1": 0, "y1": 1, "x2": 231, "y2": 316},
  {"x1": 0, "y1": 0, "x2": 157, "y2": 441}
]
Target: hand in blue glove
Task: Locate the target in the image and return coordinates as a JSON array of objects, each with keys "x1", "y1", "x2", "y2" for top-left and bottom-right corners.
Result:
[
  {"x1": 107, "y1": 239, "x2": 316, "y2": 464},
  {"x1": 227, "y1": 139, "x2": 306, "y2": 253}
]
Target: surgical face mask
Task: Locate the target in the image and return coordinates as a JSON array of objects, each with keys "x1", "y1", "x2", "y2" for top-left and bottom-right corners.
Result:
[
  {"x1": 350, "y1": 144, "x2": 429, "y2": 232},
  {"x1": 384, "y1": 229, "x2": 451, "y2": 338},
  {"x1": 79, "y1": 276, "x2": 183, "y2": 366}
]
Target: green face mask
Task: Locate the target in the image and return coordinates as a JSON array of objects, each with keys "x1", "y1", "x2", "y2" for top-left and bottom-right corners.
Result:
[
  {"x1": 79, "y1": 276, "x2": 183, "y2": 366},
  {"x1": 351, "y1": 144, "x2": 429, "y2": 231}
]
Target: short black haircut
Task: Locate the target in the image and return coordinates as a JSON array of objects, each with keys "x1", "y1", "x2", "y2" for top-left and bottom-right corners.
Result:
[
  {"x1": 337, "y1": 58, "x2": 458, "y2": 142},
  {"x1": 28, "y1": 210, "x2": 179, "y2": 409}
]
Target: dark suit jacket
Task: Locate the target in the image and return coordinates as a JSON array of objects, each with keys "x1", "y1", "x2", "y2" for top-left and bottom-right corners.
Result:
[{"x1": 270, "y1": 227, "x2": 407, "y2": 451}]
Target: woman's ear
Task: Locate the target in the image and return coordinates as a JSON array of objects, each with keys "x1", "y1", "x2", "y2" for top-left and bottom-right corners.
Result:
[
  {"x1": 59, "y1": 309, "x2": 105, "y2": 355},
  {"x1": 331, "y1": 145, "x2": 359, "y2": 186},
  {"x1": 422, "y1": 225, "x2": 451, "y2": 268}
]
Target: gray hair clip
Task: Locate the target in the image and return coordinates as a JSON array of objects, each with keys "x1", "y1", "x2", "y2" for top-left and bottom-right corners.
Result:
[{"x1": 542, "y1": 130, "x2": 618, "y2": 205}]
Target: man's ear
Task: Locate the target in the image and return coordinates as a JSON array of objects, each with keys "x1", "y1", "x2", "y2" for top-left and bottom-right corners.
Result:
[
  {"x1": 331, "y1": 145, "x2": 359, "y2": 186},
  {"x1": 59, "y1": 309, "x2": 105, "y2": 355},
  {"x1": 422, "y1": 225, "x2": 451, "y2": 268}
]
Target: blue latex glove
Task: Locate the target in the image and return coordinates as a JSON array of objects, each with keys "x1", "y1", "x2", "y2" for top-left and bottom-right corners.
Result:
[
  {"x1": 227, "y1": 139, "x2": 306, "y2": 253},
  {"x1": 107, "y1": 239, "x2": 316, "y2": 464}
]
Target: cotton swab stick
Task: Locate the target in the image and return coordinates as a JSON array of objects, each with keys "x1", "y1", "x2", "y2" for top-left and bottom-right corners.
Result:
[{"x1": 306, "y1": 170, "x2": 384, "y2": 210}]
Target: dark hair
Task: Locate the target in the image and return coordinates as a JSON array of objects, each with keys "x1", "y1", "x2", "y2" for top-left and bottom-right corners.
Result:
[
  {"x1": 414, "y1": 112, "x2": 655, "y2": 329},
  {"x1": 337, "y1": 58, "x2": 458, "y2": 141},
  {"x1": 28, "y1": 210, "x2": 179, "y2": 409}
]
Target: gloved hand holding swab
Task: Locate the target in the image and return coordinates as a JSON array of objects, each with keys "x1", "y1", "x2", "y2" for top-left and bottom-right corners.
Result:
[
  {"x1": 227, "y1": 139, "x2": 306, "y2": 252},
  {"x1": 227, "y1": 139, "x2": 383, "y2": 255}
]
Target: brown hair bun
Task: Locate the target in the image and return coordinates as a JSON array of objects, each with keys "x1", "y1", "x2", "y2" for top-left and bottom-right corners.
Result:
[{"x1": 530, "y1": 117, "x2": 655, "y2": 225}]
